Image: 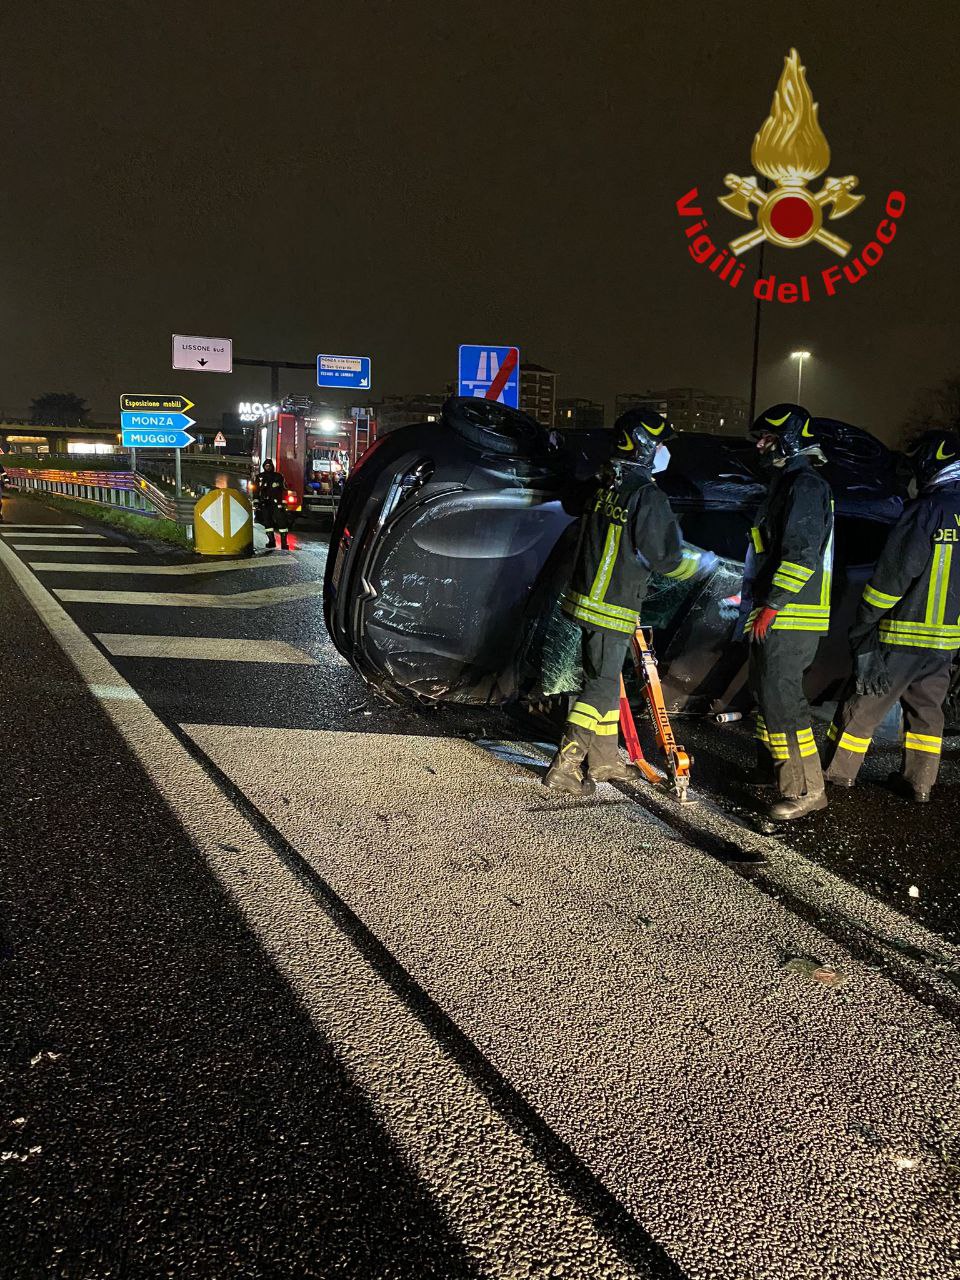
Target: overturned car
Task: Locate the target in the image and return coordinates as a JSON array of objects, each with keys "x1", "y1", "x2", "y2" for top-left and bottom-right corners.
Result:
[{"x1": 324, "y1": 397, "x2": 920, "y2": 716}]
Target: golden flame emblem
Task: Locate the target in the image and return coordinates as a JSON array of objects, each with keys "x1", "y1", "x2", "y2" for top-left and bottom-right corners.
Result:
[{"x1": 719, "y1": 49, "x2": 863, "y2": 256}]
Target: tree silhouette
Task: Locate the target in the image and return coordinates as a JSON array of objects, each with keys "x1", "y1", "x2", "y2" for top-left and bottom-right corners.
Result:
[
  {"x1": 30, "y1": 392, "x2": 90, "y2": 427},
  {"x1": 900, "y1": 376, "x2": 960, "y2": 448}
]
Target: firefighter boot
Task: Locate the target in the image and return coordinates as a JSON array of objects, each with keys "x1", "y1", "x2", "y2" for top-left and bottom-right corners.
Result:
[
  {"x1": 265, "y1": 532, "x2": 276, "y2": 550},
  {"x1": 589, "y1": 757, "x2": 638, "y2": 784},
  {"x1": 586, "y1": 732, "x2": 635, "y2": 784},
  {"x1": 280, "y1": 532, "x2": 290, "y2": 550},
  {"x1": 544, "y1": 744, "x2": 597, "y2": 798},
  {"x1": 768, "y1": 753, "x2": 827, "y2": 821},
  {"x1": 883, "y1": 772, "x2": 932, "y2": 804}
]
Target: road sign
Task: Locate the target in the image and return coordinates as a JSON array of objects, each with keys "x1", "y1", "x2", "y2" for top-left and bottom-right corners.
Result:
[
  {"x1": 120, "y1": 410, "x2": 196, "y2": 449},
  {"x1": 120, "y1": 393, "x2": 194, "y2": 413},
  {"x1": 316, "y1": 353, "x2": 371, "y2": 390},
  {"x1": 194, "y1": 488, "x2": 253, "y2": 557},
  {"x1": 213, "y1": 431, "x2": 227, "y2": 448},
  {"x1": 458, "y1": 345, "x2": 521, "y2": 408},
  {"x1": 172, "y1": 334, "x2": 233, "y2": 373}
]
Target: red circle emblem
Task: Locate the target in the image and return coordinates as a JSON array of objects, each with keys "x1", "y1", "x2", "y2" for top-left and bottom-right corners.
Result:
[{"x1": 769, "y1": 195, "x2": 815, "y2": 240}]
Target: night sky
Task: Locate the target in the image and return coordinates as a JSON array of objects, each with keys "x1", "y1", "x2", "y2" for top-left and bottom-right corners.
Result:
[{"x1": 3, "y1": 1, "x2": 958, "y2": 442}]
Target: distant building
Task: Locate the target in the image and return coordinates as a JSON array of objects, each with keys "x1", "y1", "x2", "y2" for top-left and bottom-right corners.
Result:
[
  {"x1": 520, "y1": 363, "x2": 557, "y2": 428},
  {"x1": 556, "y1": 398, "x2": 605, "y2": 431},
  {"x1": 374, "y1": 393, "x2": 446, "y2": 434},
  {"x1": 615, "y1": 388, "x2": 748, "y2": 437}
]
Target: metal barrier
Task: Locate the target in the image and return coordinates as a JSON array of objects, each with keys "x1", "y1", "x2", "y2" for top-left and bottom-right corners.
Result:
[{"x1": 6, "y1": 467, "x2": 197, "y2": 527}]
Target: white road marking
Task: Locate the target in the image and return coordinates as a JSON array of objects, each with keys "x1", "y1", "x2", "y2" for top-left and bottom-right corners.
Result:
[
  {"x1": 16, "y1": 544, "x2": 137, "y2": 554},
  {"x1": 53, "y1": 582, "x2": 323, "y2": 609},
  {"x1": 34, "y1": 563, "x2": 289, "y2": 578},
  {"x1": 95, "y1": 634, "x2": 318, "y2": 665},
  {"x1": 0, "y1": 534, "x2": 645, "y2": 1280},
  {"x1": 0, "y1": 523, "x2": 84, "y2": 529},
  {"x1": 1, "y1": 531, "x2": 105, "y2": 539},
  {"x1": 32, "y1": 557, "x2": 285, "y2": 575}
]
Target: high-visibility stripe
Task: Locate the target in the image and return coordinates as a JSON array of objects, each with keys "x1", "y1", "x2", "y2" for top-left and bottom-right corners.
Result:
[
  {"x1": 589, "y1": 524, "x2": 623, "y2": 605},
  {"x1": 799, "y1": 739, "x2": 819, "y2": 758},
  {"x1": 879, "y1": 618, "x2": 960, "y2": 650},
  {"x1": 768, "y1": 744, "x2": 791, "y2": 760},
  {"x1": 663, "y1": 548, "x2": 700, "y2": 581},
  {"x1": 904, "y1": 732, "x2": 942, "y2": 754},
  {"x1": 592, "y1": 722, "x2": 620, "y2": 736},
  {"x1": 826, "y1": 723, "x2": 838, "y2": 742},
  {"x1": 925, "y1": 544, "x2": 953, "y2": 627},
  {"x1": 820, "y1": 518, "x2": 834, "y2": 611},
  {"x1": 779, "y1": 561, "x2": 814, "y2": 582},
  {"x1": 560, "y1": 590, "x2": 638, "y2": 634},
  {"x1": 750, "y1": 527, "x2": 764, "y2": 553},
  {"x1": 863, "y1": 583, "x2": 902, "y2": 610},
  {"x1": 838, "y1": 731, "x2": 871, "y2": 754},
  {"x1": 569, "y1": 702, "x2": 601, "y2": 723},
  {"x1": 772, "y1": 571, "x2": 804, "y2": 593},
  {"x1": 772, "y1": 618, "x2": 831, "y2": 632},
  {"x1": 755, "y1": 716, "x2": 769, "y2": 742},
  {"x1": 796, "y1": 728, "x2": 815, "y2": 742},
  {"x1": 567, "y1": 711, "x2": 597, "y2": 731}
]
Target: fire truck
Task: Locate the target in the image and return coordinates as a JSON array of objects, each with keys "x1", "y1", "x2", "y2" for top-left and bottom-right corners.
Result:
[{"x1": 251, "y1": 398, "x2": 377, "y2": 523}]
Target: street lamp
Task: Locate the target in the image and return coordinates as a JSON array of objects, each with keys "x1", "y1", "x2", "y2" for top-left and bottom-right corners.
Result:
[{"x1": 791, "y1": 350, "x2": 811, "y2": 402}]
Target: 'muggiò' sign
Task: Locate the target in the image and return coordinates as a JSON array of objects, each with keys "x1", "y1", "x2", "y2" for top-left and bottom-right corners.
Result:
[{"x1": 676, "y1": 48, "x2": 905, "y2": 303}]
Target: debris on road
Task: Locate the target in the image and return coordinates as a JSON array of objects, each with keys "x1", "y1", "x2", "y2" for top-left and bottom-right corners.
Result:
[{"x1": 783, "y1": 956, "x2": 849, "y2": 988}]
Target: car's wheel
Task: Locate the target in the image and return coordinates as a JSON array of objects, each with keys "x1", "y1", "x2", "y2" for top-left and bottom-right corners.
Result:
[{"x1": 442, "y1": 396, "x2": 545, "y2": 456}]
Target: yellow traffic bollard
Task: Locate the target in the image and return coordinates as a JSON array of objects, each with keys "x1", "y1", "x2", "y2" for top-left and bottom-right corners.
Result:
[{"x1": 193, "y1": 487, "x2": 253, "y2": 557}]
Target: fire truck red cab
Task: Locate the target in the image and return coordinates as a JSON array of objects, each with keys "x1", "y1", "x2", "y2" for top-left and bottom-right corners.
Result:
[{"x1": 252, "y1": 403, "x2": 377, "y2": 522}]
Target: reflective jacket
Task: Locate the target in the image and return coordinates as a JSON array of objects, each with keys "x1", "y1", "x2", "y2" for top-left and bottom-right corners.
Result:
[
  {"x1": 560, "y1": 466, "x2": 698, "y2": 635},
  {"x1": 256, "y1": 468, "x2": 286, "y2": 505},
  {"x1": 852, "y1": 481, "x2": 960, "y2": 653},
  {"x1": 741, "y1": 457, "x2": 834, "y2": 635}
]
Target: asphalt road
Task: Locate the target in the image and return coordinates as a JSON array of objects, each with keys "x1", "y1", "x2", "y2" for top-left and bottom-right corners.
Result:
[{"x1": 1, "y1": 494, "x2": 958, "y2": 1280}]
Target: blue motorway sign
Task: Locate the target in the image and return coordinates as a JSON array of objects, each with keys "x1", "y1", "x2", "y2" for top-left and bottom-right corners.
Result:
[
  {"x1": 458, "y1": 344, "x2": 520, "y2": 408},
  {"x1": 316, "y1": 353, "x2": 372, "y2": 390},
  {"x1": 120, "y1": 410, "x2": 196, "y2": 449}
]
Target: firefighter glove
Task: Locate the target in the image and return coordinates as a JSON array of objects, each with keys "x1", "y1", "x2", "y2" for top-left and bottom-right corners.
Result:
[
  {"x1": 751, "y1": 606, "x2": 778, "y2": 642},
  {"x1": 854, "y1": 648, "x2": 891, "y2": 698}
]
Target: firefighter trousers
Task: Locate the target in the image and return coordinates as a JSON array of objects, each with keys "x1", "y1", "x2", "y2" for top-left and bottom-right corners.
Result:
[
  {"x1": 260, "y1": 499, "x2": 289, "y2": 535},
  {"x1": 557, "y1": 628, "x2": 631, "y2": 774},
  {"x1": 823, "y1": 648, "x2": 955, "y2": 792},
  {"x1": 749, "y1": 630, "x2": 823, "y2": 800}
]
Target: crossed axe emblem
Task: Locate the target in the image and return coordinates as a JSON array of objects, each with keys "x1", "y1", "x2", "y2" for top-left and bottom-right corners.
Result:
[{"x1": 719, "y1": 174, "x2": 864, "y2": 257}]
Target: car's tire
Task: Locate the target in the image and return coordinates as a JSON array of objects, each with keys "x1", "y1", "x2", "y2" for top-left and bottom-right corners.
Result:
[{"x1": 442, "y1": 396, "x2": 545, "y2": 457}]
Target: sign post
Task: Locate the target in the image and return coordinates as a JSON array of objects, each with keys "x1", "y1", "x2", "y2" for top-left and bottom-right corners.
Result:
[{"x1": 457, "y1": 345, "x2": 521, "y2": 408}]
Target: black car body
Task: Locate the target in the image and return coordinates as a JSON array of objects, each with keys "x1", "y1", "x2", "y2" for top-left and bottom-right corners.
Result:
[{"x1": 325, "y1": 398, "x2": 917, "y2": 715}]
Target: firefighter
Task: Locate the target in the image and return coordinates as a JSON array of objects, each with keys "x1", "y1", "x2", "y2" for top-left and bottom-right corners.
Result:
[
  {"x1": 823, "y1": 429, "x2": 960, "y2": 802},
  {"x1": 543, "y1": 409, "x2": 713, "y2": 797},
  {"x1": 255, "y1": 458, "x2": 291, "y2": 550},
  {"x1": 743, "y1": 403, "x2": 834, "y2": 820}
]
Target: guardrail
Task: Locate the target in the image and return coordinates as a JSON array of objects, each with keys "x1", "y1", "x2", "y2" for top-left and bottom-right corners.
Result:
[{"x1": 6, "y1": 467, "x2": 197, "y2": 528}]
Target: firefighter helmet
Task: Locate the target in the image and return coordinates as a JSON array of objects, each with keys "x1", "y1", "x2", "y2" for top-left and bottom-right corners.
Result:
[
  {"x1": 751, "y1": 403, "x2": 822, "y2": 463},
  {"x1": 612, "y1": 408, "x2": 676, "y2": 468},
  {"x1": 906, "y1": 429, "x2": 960, "y2": 489}
]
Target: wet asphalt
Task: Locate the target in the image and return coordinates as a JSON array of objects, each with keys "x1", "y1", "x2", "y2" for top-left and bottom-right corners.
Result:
[{"x1": 1, "y1": 494, "x2": 958, "y2": 1279}]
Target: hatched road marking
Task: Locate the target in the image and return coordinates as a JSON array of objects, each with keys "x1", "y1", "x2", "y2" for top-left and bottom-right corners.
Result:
[
  {"x1": 53, "y1": 582, "x2": 324, "y2": 609},
  {"x1": 32, "y1": 557, "x2": 287, "y2": 575},
  {"x1": 1, "y1": 531, "x2": 106, "y2": 539},
  {"x1": 17, "y1": 544, "x2": 138, "y2": 554},
  {"x1": 96, "y1": 634, "x2": 318, "y2": 665}
]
